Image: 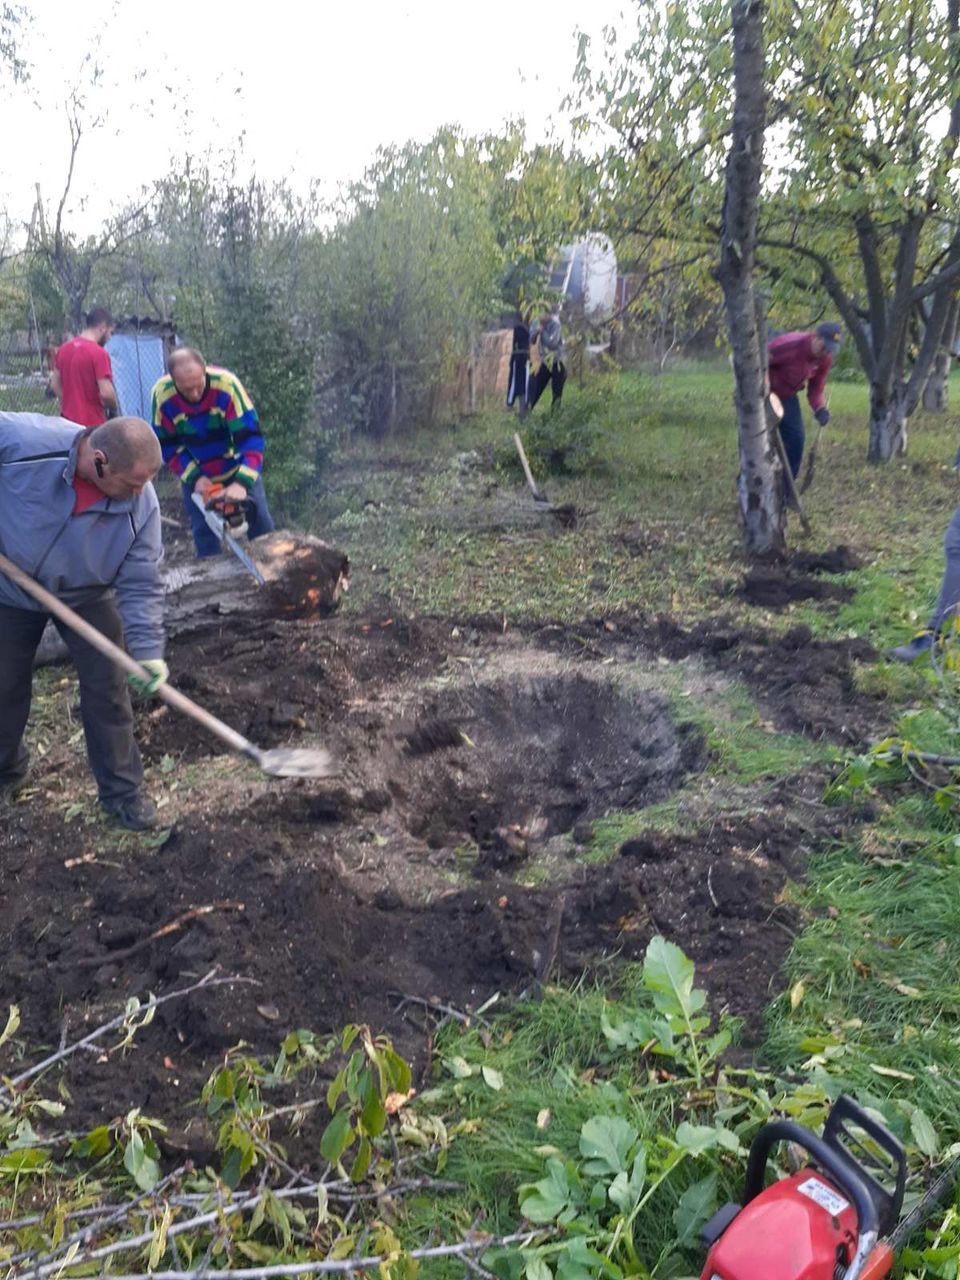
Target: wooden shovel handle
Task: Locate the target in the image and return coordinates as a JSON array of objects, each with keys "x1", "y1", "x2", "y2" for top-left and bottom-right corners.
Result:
[{"x1": 0, "y1": 551, "x2": 258, "y2": 761}]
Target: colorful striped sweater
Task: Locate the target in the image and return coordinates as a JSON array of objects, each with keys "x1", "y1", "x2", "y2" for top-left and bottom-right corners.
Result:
[{"x1": 150, "y1": 365, "x2": 264, "y2": 491}]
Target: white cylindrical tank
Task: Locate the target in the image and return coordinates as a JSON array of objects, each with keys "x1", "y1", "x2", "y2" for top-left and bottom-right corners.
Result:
[{"x1": 556, "y1": 234, "x2": 618, "y2": 322}]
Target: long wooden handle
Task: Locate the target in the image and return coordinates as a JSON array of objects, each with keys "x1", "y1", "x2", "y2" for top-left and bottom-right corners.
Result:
[
  {"x1": 0, "y1": 551, "x2": 259, "y2": 761},
  {"x1": 513, "y1": 432, "x2": 546, "y2": 502}
]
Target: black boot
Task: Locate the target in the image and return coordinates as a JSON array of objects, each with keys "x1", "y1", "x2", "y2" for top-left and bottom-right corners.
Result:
[{"x1": 103, "y1": 793, "x2": 158, "y2": 832}]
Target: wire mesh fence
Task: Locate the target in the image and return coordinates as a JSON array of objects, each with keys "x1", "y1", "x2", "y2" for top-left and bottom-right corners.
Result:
[
  {"x1": 0, "y1": 322, "x2": 175, "y2": 420},
  {"x1": 0, "y1": 330, "x2": 59, "y2": 415}
]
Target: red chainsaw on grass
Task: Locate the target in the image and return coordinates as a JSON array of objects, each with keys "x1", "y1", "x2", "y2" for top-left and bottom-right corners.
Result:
[{"x1": 700, "y1": 1094, "x2": 957, "y2": 1280}]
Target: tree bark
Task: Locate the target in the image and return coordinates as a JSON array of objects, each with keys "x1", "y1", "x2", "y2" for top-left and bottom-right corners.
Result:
[
  {"x1": 717, "y1": 0, "x2": 785, "y2": 557},
  {"x1": 922, "y1": 296, "x2": 959, "y2": 412},
  {"x1": 35, "y1": 531, "x2": 350, "y2": 665},
  {"x1": 867, "y1": 386, "x2": 908, "y2": 463}
]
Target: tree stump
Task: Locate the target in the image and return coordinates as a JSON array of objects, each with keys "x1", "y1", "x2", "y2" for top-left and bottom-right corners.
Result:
[{"x1": 35, "y1": 531, "x2": 350, "y2": 665}]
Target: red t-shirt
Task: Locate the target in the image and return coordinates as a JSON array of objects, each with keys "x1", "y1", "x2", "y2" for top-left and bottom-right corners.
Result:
[
  {"x1": 56, "y1": 337, "x2": 113, "y2": 427},
  {"x1": 72, "y1": 476, "x2": 104, "y2": 515}
]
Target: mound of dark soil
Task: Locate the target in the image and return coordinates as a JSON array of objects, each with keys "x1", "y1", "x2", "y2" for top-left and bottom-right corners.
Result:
[
  {"x1": 793, "y1": 545, "x2": 862, "y2": 575},
  {"x1": 738, "y1": 569, "x2": 853, "y2": 609},
  {"x1": 534, "y1": 613, "x2": 882, "y2": 744}
]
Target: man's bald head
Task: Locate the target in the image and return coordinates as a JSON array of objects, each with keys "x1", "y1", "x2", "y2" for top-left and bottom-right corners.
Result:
[{"x1": 81, "y1": 418, "x2": 161, "y2": 500}]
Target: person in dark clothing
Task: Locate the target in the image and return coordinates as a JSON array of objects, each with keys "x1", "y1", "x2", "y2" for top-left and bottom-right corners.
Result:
[
  {"x1": 889, "y1": 471, "x2": 960, "y2": 662},
  {"x1": 527, "y1": 314, "x2": 567, "y2": 412},
  {"x1": 506, "y1": 312, "x2": 530, "y2": 415},
  {"x1": 768, "y1": 321, "x2": 842, "y2": 476}
]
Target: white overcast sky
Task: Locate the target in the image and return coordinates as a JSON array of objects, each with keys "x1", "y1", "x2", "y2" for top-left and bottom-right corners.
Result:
[{"x1": 3, "y1": 0, "x2": 630, "y2": 235}]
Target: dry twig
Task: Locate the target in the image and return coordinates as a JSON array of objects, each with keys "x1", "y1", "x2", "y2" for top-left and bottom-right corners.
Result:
[
  {"x1": 75, "y1": 902, "x2": 246, "y2": 968},
  {"x1": 0, "y1": 970, "x2": 255, "y2": 1102}
]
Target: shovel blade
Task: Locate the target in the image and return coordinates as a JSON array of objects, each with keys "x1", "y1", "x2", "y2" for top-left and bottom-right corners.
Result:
[{"x1": 256, "y1": 746, "x2": 339, "y2": 778}]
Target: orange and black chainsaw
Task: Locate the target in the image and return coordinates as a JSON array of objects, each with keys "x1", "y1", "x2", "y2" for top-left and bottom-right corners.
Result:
[{"x1": 191, "y1": 484, "x2": 265, "y2": 585}]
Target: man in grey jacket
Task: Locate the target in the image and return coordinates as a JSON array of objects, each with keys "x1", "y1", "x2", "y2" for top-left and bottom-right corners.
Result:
[{"x1": 0, "y1": 413, "x2": 168, "y2": 830}]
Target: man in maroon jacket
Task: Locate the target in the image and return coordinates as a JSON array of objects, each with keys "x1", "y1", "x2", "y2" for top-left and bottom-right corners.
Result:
[{"x1": 768, "y1": 322, "x2": 842, "y2": 477}]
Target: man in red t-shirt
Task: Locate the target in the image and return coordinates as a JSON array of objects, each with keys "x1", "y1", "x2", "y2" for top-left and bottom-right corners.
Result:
[{"x1": 52, "y1": 307, "x2": 119, "y2": 427}]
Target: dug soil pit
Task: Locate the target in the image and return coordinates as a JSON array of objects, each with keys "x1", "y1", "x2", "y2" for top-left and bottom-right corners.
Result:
[{"x1": 385, "y1": 674, "x2": 705, "y2": 869}]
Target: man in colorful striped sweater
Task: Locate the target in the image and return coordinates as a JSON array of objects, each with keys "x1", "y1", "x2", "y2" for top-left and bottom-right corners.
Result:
[{"x1": 150, "y1": 347, "x2": 275, "y2": 557}]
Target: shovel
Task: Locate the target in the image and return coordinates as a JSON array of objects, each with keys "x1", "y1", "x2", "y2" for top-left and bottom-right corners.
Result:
[
  {"x1": 766, "y1": 392, "x2": 812, "y2": 534},
  {"x1": 0, "y1": 551, "x2": 337, "y2": 779}
]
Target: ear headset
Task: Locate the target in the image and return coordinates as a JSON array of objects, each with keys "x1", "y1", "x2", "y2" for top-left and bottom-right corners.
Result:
[{"x1": 95, "y1": 457, "x2": 105, "y2": 478}]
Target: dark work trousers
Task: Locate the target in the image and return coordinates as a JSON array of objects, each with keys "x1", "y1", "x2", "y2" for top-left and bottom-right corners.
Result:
[
  {"x1": 930, "y1": 504, "x2": 960, "y2": 633},
  {"x1": 527, "y1": 358, "x2": 567, "y2": 411},
  {"x1": 506, "y1": 353, "x2": 529, "y2": 408},
  {"x1": 0, "y1": 596, "x2": 144, "y2": 802},
  {"x1": 778, "y1": 394, "x2": 805, "y2": 478},
  {"x1": 183, "y1": 476, "x2": 276, "y2": 558}
]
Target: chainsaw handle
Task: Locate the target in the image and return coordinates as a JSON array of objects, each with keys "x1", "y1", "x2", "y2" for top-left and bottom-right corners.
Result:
[{"x1": 744, "y1": 1120, "x2": 880, "y2": 1237}]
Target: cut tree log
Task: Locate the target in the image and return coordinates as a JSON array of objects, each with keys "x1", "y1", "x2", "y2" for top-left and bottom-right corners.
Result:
[{"x1": 35, "y1": 530, "x2": 350, "y2": 666}]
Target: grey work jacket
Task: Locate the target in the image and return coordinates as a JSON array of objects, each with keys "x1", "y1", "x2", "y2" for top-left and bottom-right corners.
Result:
[{"x1": 0, "y1": 413, "x2": 165, "y2": 659}]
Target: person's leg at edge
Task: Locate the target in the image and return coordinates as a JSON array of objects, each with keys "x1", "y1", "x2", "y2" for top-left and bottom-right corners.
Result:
[
  {"x1": 0, "y1": 606, "x2": 48, "y2": 789},
  {"x1": 889, "y1": 504, "x2": 960, "y2": 662},
  {"x1": 245, "y1": 476, "x2": 276, "y2": 541}
]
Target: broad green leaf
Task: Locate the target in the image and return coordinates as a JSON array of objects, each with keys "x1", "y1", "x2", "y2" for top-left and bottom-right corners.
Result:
[
  {"x1": 601, "y1": 1005, "x2": 656, "y2": 1051},
  {"x1": 519, "y1": 1158, "x2": 574, "y2": 1223},
  {"x1": 123, "y1": 1132, "x2": 160, "y2": 1191},
  {"x1": 673, "y1": 1173, "x2": 719, "y2": 1245},
  {"x1": 910, "y1": 1108, "x2": 939, "y2": 1158},
  {"x1": 609, "y1": 1150, "x2": 647, "y2": 1212},
  {"x1": 384, "y1": 1047, "x2": 412, "y2": 1093},
  {"x1": 579, "y1": 1115, "x2": 638, "y2": 1176},
  {"x1": 360, "y1": 1080, "x2": 387, "y2": 1137},
  {"x1": 320, "y1": 1108, "x2": 354, "y2": 1164},
  {"x1": 70, "y1": 1125, "x2": 111, "y2": 1159},
  {"x1": 525, "y1": 1256, "x2": 553, "y2": 1280},
  {"x1": 675, "y1": 1122, "x2": 723, "y2": 1155},
  {"x1": 643, "y1": 936, "x2": 705, "y2": 1020},
  {"x1": 0, "y1": 1148, "x2": 48, "y2": 1173},
  {"x1": 563, "y1": 1238, "x2": 623, "y2": 1280},
  {"x1": 327, "y1": 1068, "x2": 347, "y2": 1111},
  {"x1": 351, "y1": 1134, "x2": 372, "y2": 1183}
]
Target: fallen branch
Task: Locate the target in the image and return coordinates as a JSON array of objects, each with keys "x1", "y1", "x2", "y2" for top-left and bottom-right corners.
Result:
[
  {"x1": 4, "y1": 1165, "x2": 188, "y2": 1270},
  {"x1": 535, "y1": 892, "x2": 566, "y2": 983},
  {"x1": 75, "y1": 902, "x2": 246, "y2": 968},
  {"x1": 32, "y1": 1229, "x2": 549, "y2": 1280},
  {"x1": 390, "y1": 993, "x2": 487, "y2": 1027},
  {"x1": 0, "y1": 970, "x2": 256, "y2": 1102}
]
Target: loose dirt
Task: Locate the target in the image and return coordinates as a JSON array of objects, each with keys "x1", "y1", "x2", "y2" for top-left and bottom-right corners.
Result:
[{"x1": 0, "y1": 587, "x2": 876, "y2": 1147}]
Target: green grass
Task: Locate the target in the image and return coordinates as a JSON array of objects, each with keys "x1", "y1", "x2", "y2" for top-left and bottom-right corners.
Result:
[
  {"x1": 764, "y1": 834, "x2": 960, "y2": 1141},
  {"x1": 400, "y1": 972, "x2": 745, "y2": 1276}
]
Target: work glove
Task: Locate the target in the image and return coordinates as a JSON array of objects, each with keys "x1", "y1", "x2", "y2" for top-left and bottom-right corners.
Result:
[
  {"x1": 127, "y1": 658, "x2": 169, "y2": 697},
  {"x1": 814, "y1": 406, "x2": 831, "y2": 426}
]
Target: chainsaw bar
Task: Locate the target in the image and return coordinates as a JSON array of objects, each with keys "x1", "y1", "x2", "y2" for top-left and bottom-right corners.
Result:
[{"x1": 191, "y1": 492, "x2": 266, "y2": 586}]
